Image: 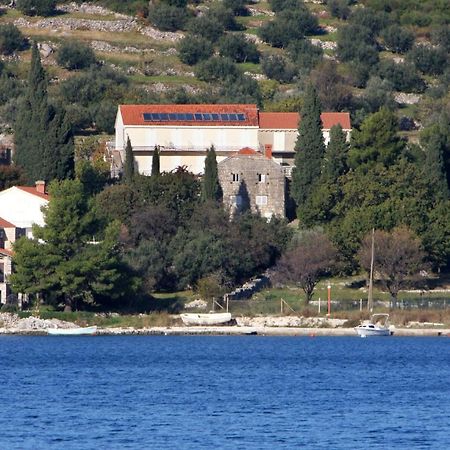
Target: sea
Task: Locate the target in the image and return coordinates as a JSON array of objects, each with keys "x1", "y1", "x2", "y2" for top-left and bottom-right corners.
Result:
[{"x1": 0, "y1": 335, "x2": 449, "y2": 449}]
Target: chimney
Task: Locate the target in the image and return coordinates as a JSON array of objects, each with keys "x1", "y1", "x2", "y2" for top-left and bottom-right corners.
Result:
[
  {"x1": 264, "y1": 144, "x2": 272, "y2": 159},
  {"x1": 35, "y1": 180, "x2": 46, "y2": 194}
]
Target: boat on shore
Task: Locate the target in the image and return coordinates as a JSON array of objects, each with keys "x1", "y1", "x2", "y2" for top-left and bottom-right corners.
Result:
[
  {"x1": 355, "y1": 314, "x2": 392, "y2": 337},
  {"x1": 180, "y1": 312, "x2": 232, "y2": 326},
  {"x1": 47, "y1": 326, "x2": 97, "y2": 336}
]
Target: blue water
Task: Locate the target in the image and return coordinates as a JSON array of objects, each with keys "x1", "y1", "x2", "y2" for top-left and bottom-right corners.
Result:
[{"x1": 0, "y1": 336, "x2": 449, "y2": 449}]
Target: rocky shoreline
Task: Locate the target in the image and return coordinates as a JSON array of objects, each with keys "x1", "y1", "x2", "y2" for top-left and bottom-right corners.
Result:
[{"x1": 0, "y1": 313, "x2": 448, "y2": 337}]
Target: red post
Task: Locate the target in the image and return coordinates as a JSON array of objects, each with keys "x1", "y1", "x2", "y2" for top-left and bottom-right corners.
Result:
[{"x1": 327, "y1": 284, "x2": 331, "y2": 316}]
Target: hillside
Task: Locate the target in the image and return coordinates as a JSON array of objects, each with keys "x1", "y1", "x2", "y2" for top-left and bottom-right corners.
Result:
[{"x1": 0, "y1": 0, "x2": 449, "y2": 141}]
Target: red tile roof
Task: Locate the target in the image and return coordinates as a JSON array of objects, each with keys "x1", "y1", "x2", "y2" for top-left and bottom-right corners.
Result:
[
  {"x1": 259, "y1": 112, "x2": 351, "y2": 130},
  {"x1": 238, "y1": 147, "x2": 260, "y2": 155},
  {"x1": 16, "y1": 186, "x2": 50, "y2": 200},
  {"x1": 0, "y1": 217, "x2": 15, "y2": 228},
  {"x1": 0, "y1": 248, "x2": 13, "y2": 257},
  {"x1": 120, "y1": 104, "x2": 259, "y2": 127}
]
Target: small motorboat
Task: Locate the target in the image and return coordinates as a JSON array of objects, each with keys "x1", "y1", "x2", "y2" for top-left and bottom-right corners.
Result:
[
  {"x1": 355, "y1": 314, "x2": 392, "y2": 337},
  {"x1": 47, "y1": 326, "x2": 97, "y2": 336},
  {"x1": 180, "y1": 312, "x2": 232, "y2": 326}
]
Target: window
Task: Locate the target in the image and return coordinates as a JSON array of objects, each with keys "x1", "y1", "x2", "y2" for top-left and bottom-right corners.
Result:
[
  {"x1": 230, "y1": 195, "x2": 243, "y2": 206},
  {"x1": 257, "y1": 173, "x2": 267, "y2": 183},
  {"x1": 232, "y1": 173, "x2": 239, "y2": 182},
  {"x1": 256, "y1": 195, "x2": 268, "y2": 206}
]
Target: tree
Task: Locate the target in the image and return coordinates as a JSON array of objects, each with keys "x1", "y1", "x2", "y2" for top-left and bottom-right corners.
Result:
[
  {"x1": 261, "y1": 54, "x2": 297, "y2": 83},
  {"x1": 124, "y1": 136, "x2": 135, "y2": 184},
  {"x1": 381, "y1": 25, "x2": 414, "y2": 54},
  {"x1": 152, "y1": 145, "x2": 160, "y2": 176},
  {"x1": 16, "y1": 0, "x2": 57, "y2": 16},
  {"x1": 377, "y1": 60, "x2": 425, "y2": 93},
  {"x1": 407, "y1": 44, "x2": 448, "y2": 76},
  {"x1": 14, "y1": 43, "x2": 74, "y2": 183},
  {"x1": 291, "y1": 84, "x2": 325, "y2": 215},
  {"x1": 195, "y1": 57, "x2": 240, "y2": 83},
  {"x1": 273, "y1": 231, "x2": 337, "y2": 303},
  {"x1": 177, "y1": 35, "x2": 213, "y2": 65},
  {"x1": 348, "y1": 107, "x2": 404, "y2": 171},
  {"x1": 218, "y1": 33, "x2": 260, "y2": 63},
  {"x1": 0, "y1": 24, "x2": 26, "y2": 55},
  {"x1": 11, "y1": 179, "x2": 135, "y2": 310},
  {"x1": 148, "y1": 3, "x2": 188, "y2": 32},
  {"x1": 56, "y1": 41, "x2": 97, "y2": 70},
  {"x1": 0, "y1": 165, "x2": 26, "y2": 190},
  {"x1": 358, "y1": 227, "x2": 426, "y2": 307},
  {"x1": 187, "y1": 15, "x2": 225, "y2": 42},
  {"x1": 202, "y1": 145, "x2": 222, "y2": 202},
  {"x1": 299, "y1": 124, "x2": 349, "y2": 227}
]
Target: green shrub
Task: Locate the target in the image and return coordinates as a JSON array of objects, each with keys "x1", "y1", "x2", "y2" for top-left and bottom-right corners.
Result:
[
  {"x1": 218, "y1": 33, "x2": 260, "y2": 64},
  {"x1": 261, "y1": 54, "x2": 297, "y2": 83},
  {"x1": 187, "y1": 15, "x2": 225, "y2": 42},
  {"x1": 381, "y1": 25, "x2": 414, "y2": 54},
  {"x1": 407, "y1": 44, "x2": 448, "y2": 76},
  {"x1": 377, "y1": 60, "x2": 425, "y2": 93},
  {"x1": 148, "y1": 4, "x2": 188, "y2": 32},
  {"x1": 56, "y1": 41, "x2": 97, "y2": 70},
  {"x1": 195, "y1": 56, "x2": 240, "y2": 82},
  {"x1": 16, "y1": 0, "x2": 56, "y2": 16},
  {"x1": 177, "y1": 35, "x2": 213, "y2": 66},
  {"x1": 0, "y1": 24, "x2": 26, "y2": 55}
]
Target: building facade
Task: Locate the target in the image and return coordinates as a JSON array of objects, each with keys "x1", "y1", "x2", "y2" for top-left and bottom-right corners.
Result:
[
  {"x1": 114, "y1": 104, "x2": 351, "y2": 176},
  {"x1": 218, "y1": 148, "x2": 286, "y2": 219}
]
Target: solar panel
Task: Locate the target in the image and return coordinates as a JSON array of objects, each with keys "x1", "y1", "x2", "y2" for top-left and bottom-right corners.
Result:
[
  {"x1": 143, "y1": 113, "x2": 152, "y2": 121},
  {"x1": 151, "y1": 113, "x2": 160, "y2": 121},
  {"x1": 237, "y1": 114, "x2": 246, "y2": 121},
  {"x1": 229, "y1": 114, "x2": 237, "y2": 121},
  {"x1": 168, "y1": 113, "x2": 177, "y2": 120},
  {"x1": 194, "y1": 113, "x2": 203, "y2": 120},
  {"x1": 203, "y1": 114, "x2": 212, "y2": 121},
  {"x1": 211, "y1": 113, "x2": 219, "y2": 120},
  {"x1": 220, "y1": 114, "x2": 229, "y2": 121},
  {"x1": 185, "y1": 113, "x2": 194, "y2": 121}
]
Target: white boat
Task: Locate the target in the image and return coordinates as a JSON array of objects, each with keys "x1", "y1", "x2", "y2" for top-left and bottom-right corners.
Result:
[
  {"x1": 355, "y1": 314, "x2": 391, "y2": 337},
  {"x1": 47, "y1": 326, "x2": 97, "y2": 336},
  {"x1": 180, "y1": 312, "x2": 232, "y2": 326}
]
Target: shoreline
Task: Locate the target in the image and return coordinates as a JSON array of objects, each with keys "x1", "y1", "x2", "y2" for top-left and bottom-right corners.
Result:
[{"x1": 1, "y1": 326, "x2": 449, "y2": 337}]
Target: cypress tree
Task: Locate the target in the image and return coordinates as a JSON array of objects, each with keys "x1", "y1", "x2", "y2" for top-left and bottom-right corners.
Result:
[
  {"x1": 322, "y1": 124, "x2": 349, "y2": 183},
  {"x1": 202, "y1": 145, "x2": 222, "y2": 202},
  {"x1": 124, "y1": 136, "x2": 135, "y2": 183},
  {"x1": 421, "y1": 124, "x2": 449, "y2": 201},
  {"x1": 14, "y1": 42, "x2": 74, "y2": 183},
  {"x1": 152, "y1": 145, "x2": 160, "y2": 176},
  {"x1": 291, "y1": 84, "x2": 325, "y2": 213}
]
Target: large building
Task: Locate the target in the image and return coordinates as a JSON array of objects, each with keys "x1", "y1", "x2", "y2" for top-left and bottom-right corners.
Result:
[{"x1": 114, "y1": 104, "x2": 351, "y2": 176}]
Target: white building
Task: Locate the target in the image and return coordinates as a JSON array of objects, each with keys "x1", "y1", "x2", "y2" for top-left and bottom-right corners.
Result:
[
  {"x1": 0, "y1": 181, "x2": 49, "y2": 304},
  {"x1": 114, "y1": 104, "x2": 351, "y2": 176}
]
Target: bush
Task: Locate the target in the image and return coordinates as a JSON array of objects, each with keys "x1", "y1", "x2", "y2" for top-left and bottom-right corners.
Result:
[
  {"x1": 195, "y1": 56, "x2": 240, "y2": 82},
  {"x1": 16, "y1": 0, "x2": 56, "y2": 16},
  {"x1": 187, "y1": 15, "x2": 225, "y2": 42},
  {"x1": 349, "y1": 6, "x2": 390, "y2": 35},
  {"x1": 207, "y1": 3, "x2": 242, "y2": 31},
  {"x1": 337, "y1": 24, "x2": 379, "y2": 66},
  {"x1": 287, "y1": 39, "x2": 323, "y2": 72},
  {"x1": 407, "y1": 44, "x2": 448, "y2": 76},
  {"x1": 177, "y1": 35, "x2": 213, "y2": 65},
  {"x1": 223, "y1": 0, "x2": 248, "y2": 16},
  {"x1": 92, "y1": 100, "x2": 117, "y2": 134},
  {"x1": 218, "y1": 33, "x2": 260, "y2": 64},
  {"x1": 431, "y1": 25, "x2": 450, "y2": 52},
  {"x1": 0, "y1": 24, "x2": 26, "y2": 55},
  {"x1": 377, "y1": 60, "x2": 425, "y2": 93},
  {"x1": 327, "y1": 0, "x2": 351, "y2": 20},
  {"x1": 381, "y1": 25, "x2": 414, "y2": 54},
  {"x1": 261, "y1": 54, "x2": 297, "y2": 83},
  {"x1": 148, "y1": 4, "x2": 188, "y2": 31},
  {"x1": 56, "y1": 41, "x2": 97, "y2": 70}
]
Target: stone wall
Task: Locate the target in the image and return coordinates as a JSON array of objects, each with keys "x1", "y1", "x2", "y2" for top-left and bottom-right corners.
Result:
[{"x1": 218, "y1": 153, "x2": 285, "y2": 218}]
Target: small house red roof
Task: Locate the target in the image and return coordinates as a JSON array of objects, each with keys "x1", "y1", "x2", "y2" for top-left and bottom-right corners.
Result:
[
  {"x1": 119, "y1": 104, "x2": 259, "y2": 127},
  {"x1": 0, "y1": 248, "x2": 13, "y2": 257},
  {"x1": 259, "y1": 112, "x2": 351, "y2": 130},
  {"x1": 16, "y1": 186, "x2": 49, "y2": 200},
  {"x1": 0, "y1": 217, "x2": 15, "y2": 228}
]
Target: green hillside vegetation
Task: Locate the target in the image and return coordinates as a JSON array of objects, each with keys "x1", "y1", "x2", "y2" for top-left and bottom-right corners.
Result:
[{"x1": 1, "y1": 0, "x2": 449, "y2": 313}]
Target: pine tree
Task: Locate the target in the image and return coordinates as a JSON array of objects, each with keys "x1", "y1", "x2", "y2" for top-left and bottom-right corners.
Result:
[
  {"x1": 14, "y1": 42, "x2": 74, "y2": 183},
  {"x1": 291, "y1": 84, "x2": 325, "y2": 213},
  {"x1": 124, "y1": 136, "x2": 135, "y2": 183},
  {"x1": 152, "y1": 145, "x2": 160, "y2": 176},
  {"x1": 202, "y1": 145, "x2": 222, "y2": 202}
]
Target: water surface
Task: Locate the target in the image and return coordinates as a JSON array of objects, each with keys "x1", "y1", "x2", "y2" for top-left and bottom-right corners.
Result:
[{"x1": 0, "y1": 336, "x2": 448, "y2": 449}]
